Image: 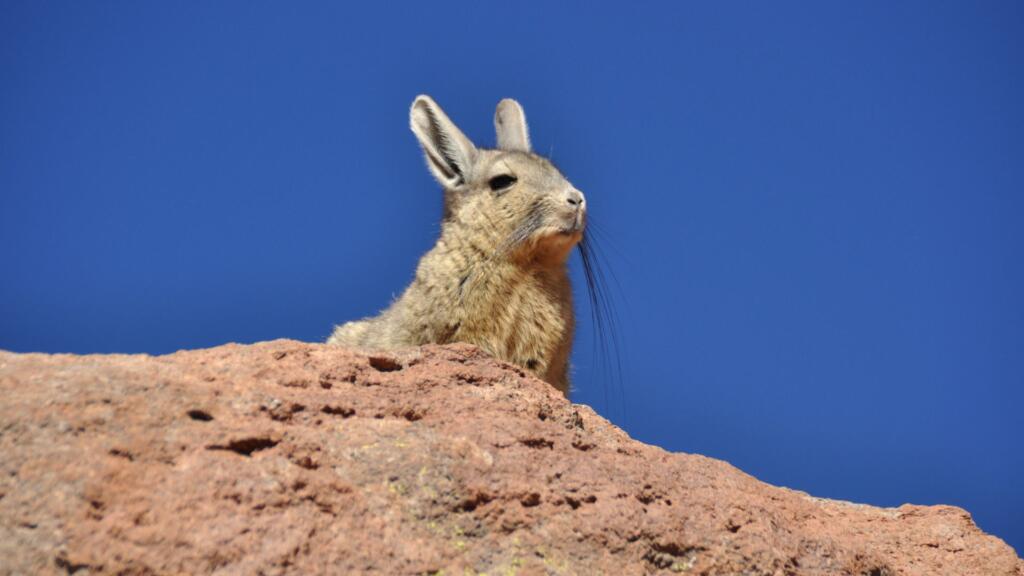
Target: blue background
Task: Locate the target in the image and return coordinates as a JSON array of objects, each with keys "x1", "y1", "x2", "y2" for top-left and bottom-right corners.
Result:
[{"x1": 2, "y1": 1, "x2": 1021, "y2": 553}]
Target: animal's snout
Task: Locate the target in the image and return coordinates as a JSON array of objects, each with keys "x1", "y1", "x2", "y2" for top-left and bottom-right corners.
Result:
[
  {"x1": 566, "y1": 189, "x2": 585, "y2": 209},
  {"x1": 562, "y1": 188, "x2": 587, "y2": 234}
]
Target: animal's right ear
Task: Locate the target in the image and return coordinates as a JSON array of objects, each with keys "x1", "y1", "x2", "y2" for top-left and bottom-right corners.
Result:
[
  {"x1": 494, "y1": 98, "x2": 531, "y2": 152},
  {"x1": 410, "y1": 95, "x2": 478, "y2": 189}
]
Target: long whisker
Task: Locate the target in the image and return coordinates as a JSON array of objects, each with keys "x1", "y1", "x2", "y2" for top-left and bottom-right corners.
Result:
[
  {"x1": 578, "y1": 232, "x2": 627, "y2": 423},
  {"x1": 584, "y1": 216, "x2": 633, "y2": 269}
]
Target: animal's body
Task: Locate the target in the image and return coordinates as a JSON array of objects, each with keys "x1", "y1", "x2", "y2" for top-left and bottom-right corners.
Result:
[{"x1": 329, "y1": 96, "x2": 585, "y2": 396}]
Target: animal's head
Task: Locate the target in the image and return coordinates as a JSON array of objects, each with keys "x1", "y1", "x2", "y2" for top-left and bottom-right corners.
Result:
[{"x1": 409, "y1": 95, "x2": 586, "y2": 264}]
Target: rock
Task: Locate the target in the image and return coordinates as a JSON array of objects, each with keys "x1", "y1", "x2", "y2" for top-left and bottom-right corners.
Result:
[{"x1": 0, "y1": 340, "x2": 1019, "y2": 575}]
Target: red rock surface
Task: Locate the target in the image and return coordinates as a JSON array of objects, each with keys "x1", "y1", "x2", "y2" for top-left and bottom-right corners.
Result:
[{"x1": 0, "y1": 340, "x2": 1019, "y2": 575}]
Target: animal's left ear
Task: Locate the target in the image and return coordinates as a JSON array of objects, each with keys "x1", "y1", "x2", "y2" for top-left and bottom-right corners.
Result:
[{"x1": 494, "y1": 98, "x2": 531, "y2": 152}]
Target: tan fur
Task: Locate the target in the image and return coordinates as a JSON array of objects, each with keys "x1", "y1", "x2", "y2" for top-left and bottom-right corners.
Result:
[{"x1": 328, "y1": 96, "x2": 585, "y2": 396}]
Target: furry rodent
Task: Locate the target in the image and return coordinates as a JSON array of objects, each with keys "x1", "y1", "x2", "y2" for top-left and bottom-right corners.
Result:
[{"x1": 328, "y1": 95, "x2": 585, "y2": 396}]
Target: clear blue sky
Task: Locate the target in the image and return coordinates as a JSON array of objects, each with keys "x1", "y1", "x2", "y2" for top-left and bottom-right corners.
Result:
[{"x1": 2, "y1": 1, "x2": 1021, "y2": 554}]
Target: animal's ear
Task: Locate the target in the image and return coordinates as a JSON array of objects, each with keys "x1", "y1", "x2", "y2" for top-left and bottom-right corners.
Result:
[
  {"x1": 410, "y1": 95, "x2": 478, "y2": 189},
  {"x1": 494, "y1": 98, "x2": 531, "y2": 152}
]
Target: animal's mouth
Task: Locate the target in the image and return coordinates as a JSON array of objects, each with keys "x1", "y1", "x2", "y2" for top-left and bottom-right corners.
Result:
[
  {"x1": 560, "y1": 210, "x2": 586, "y2": 235},
  {"x1": 520, "y1": 207, "x2": 585, "y2": 254}
]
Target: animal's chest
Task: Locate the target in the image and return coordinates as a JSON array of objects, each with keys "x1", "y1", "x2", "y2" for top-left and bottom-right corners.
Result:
[{"x1": 456, "y1": 273, "x2": 571, "y2": 373}]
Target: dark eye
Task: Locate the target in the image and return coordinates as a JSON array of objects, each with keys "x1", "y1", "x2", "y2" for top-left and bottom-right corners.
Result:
[{"x1": 488, "y1": 174, "x2": 518, "y2": 191}]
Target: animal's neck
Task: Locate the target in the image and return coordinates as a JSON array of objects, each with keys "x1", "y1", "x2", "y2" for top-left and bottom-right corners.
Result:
[
  {"x1": 511, "y1": 238, "x2": 577, "y2": 269},
  {"x1": 447, "y1": 228, "x2": 568, "y2": 287}
]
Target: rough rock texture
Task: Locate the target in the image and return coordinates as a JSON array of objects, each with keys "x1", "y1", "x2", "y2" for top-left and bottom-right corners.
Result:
[{"x1": 0, "y1": 340, "x2": 1019, "y2": 576}]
